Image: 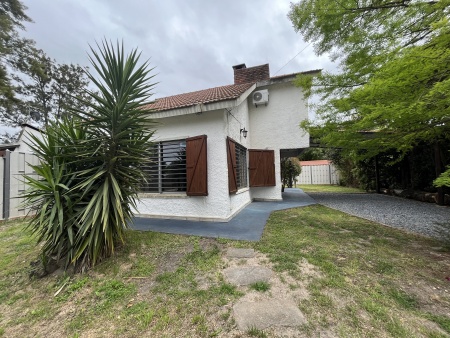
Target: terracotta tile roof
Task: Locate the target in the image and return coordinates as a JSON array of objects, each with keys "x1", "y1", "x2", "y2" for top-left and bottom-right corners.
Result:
[
  {"x1": 144, "y1": 67, "x2": 321, "y2": 113},
  {"x1": 270, "y1": 69, "x2": 322, "y2": 80},
  {"x1": 300, "y1": 160, "x2": 332, "y2": 166},
  {"x1": 144, "y1": 82, "x2": 254, "y2": 112},
  {"x1": 233, "y1": 64, "x2": 270, "y2": 85}
]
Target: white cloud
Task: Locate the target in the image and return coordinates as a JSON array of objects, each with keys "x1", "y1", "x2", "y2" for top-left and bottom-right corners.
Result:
[{"x1": 20, "y1": 0, "x2": 336, "y2": 99}]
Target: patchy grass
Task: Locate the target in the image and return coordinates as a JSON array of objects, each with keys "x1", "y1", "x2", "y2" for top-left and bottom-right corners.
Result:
[
  {"x1": 254, "y1": 205, "x2": 450, "y2": 337},
  {"x1": 297, "y1": 184, "x2": 365, "y2": 193},
  {"x1": 1, "y1": 205, "x2": 450, "y2": 337},
  {"x1": 249, "y1": 281, "x2": 271, "y2": 292},
  {"x1": 247, "y1": 326, "x2": 268, "y2": 337}
]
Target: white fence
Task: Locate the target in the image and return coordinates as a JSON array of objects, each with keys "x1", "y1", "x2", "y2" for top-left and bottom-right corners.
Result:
[
  {"x1": 297, "y1": 163, "x2": 340, "y2": 185},
  {"x1": 0, "y1": 150, "x2": 39, "y2": 220}
]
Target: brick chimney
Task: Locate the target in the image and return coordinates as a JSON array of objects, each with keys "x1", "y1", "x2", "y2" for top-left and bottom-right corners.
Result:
[{"x1": 232, "y1": 63, "x2": 270, "y2": 84}]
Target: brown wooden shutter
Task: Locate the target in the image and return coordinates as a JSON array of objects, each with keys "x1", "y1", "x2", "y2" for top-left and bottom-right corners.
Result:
[
  {"x1": 248, "y1": 149, "x2": 276, "y2": 187},
  {"x1": 227, "y1": 137, "x2": 238, "y2": 194},
  {"x1": 186, "y1": 135, "x2": 208, "y2": 196}
]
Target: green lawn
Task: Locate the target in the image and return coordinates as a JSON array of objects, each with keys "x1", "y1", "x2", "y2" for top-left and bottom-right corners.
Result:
[
  {"x1": 297, "y1": 184, "x2": 365, "y2": 193},
  {"x1": 1, "y1": 206, "x2": 449, "y2": 337}
]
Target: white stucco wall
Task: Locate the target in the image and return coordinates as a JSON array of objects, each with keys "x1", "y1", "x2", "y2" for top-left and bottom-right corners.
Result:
[
  {"x1": 136, "y1": 108, "x2": 239, "y2": 221},
  {"x1": 225, "y1": 100, "x2": 252, "y2": 216},
  {"x1": 249, "y1": 82, "x2": 309, "y2": 150},
  {"x1": 136, "y1": 80, "x2": 310, "y2": 220},
  {"x1": 248, "y1": 82, "x2": 309, "y2": 201},
  {"x1": 18, "y1": 126, "x2": 43, "y2": 153}
]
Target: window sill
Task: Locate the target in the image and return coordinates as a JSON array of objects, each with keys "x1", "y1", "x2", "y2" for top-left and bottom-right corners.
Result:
[
  {"x1": 235, "y1": 187, "x2": 249, "y2": 195},
  {"x1": 138, "y1": 193, "x2": 189, "y2": 199}
]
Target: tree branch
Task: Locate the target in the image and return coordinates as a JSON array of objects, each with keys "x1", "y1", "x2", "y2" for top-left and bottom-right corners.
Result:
[{"x1": 343, "y1": 0, "x2": 438, "y2": 12}]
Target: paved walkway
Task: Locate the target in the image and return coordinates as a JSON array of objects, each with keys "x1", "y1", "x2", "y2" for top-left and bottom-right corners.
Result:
[
  {"x1": 131, "y1": 188, "x2": 316, "y2": 241},
  {"x1": 224, "y1": 248, "x2": 307, "y2": 331}
]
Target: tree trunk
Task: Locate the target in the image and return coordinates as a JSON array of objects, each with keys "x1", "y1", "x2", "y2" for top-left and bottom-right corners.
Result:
[
  {"x1": 409, "y1": 149, "x2": 415, "y2": 190},
  {"x1": 375, "y1": 155, "x2": 381, "y2": 193},
  {"x1": 434, "y1": 142, "x2": 445, "y2": 206}
]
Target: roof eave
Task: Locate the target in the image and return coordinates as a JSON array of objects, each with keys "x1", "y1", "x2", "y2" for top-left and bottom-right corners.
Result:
[
  {"x1": 0, "y1": 143, "x2": 20, "y2": 150},
  {"x1": 148, "y1": 83, "x2": 256, "y2": 119},
  {"x1": 257, "y1": 69, "x2": 322, "y2": 87}
]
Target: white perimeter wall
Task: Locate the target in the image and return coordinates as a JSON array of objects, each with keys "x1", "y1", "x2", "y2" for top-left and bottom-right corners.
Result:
[
  {"x1": 0, "y1": 157, "x2": 3, "y2": 219},
  {"x1": 0, "y1": 151, "x2": 39, "y2": 220},
  {"x1": 9, "y1": 152, "x2": 39, "y2": 218},
  {"x1": 248, "y1": 82, "x2": 309, "y2": 201},
  {"x1": 298, "y1": 164, "x2": 340, "y2": 185}
]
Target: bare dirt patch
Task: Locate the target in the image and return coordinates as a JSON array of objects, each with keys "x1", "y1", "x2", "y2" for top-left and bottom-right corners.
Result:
[{"x1": 222, "y1": 248, "x2": 321, "y2": 336}]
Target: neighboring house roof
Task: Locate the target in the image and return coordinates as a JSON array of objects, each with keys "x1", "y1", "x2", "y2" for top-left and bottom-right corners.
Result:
[
  {"x1": 0, "y1": 124, "x2": 43, "y2": 153},
  {"x1": 144, "y1": 63, "x2": 321, "y2": 113},
  {"x1": 17, "y1": 123, "x2": 43, "y2": 141},
  {"x1": 144, "y1": 82, "x2": 255, "y2": 112},
  {"x1": 0, "y1": 143, "x2": 20, "y2": 151},
  {"x1": 300, "y1": 160, "x2": 332, "y2": 166},
  {"x1": 20, "y1": 123, "x2": 42, "y2": 132}
]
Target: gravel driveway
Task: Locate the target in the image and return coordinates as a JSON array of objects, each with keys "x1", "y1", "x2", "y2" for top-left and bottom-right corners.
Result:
[{"x1": 307, "y1": 192, "x2": 450, "y2": 238}]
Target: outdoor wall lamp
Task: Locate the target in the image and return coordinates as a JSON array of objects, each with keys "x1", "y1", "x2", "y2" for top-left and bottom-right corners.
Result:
[{"x1": 240, "y1": 127, "x2": 248, "y2": 138}]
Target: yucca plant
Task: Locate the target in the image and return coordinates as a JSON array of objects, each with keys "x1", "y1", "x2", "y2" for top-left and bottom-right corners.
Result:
[
  {"x1": 24, "y1": 41, "x2": 156, "y2": 270},
  {"x1": 24, "y1": 118, "x2": 90, "y2": 268}
]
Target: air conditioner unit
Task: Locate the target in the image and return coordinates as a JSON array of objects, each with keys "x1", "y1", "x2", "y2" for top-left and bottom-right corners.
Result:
[{"x1": 252, "y1": 89, "x2": 269, "y2": 107}]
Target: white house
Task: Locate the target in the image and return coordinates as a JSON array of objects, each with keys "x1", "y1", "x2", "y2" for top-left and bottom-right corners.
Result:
[
  {"x1": 0, "y1": 124, "x2": 42, "y2": 219},
  {"x1": 0, "y1": 124, "x2": 42, "y2": 154},
  {"x1": 136, "y1": 63, "x2": 319, "y2": 221}
]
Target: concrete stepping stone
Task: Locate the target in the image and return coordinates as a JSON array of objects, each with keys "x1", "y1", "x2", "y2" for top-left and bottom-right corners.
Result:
[
  {"x1": 226, "y1": 248, "x2": 255, "y2": 259},
  {"x1": 233, "y1": 299, "x2": 307, "y2": 330},
  {"x1": 223, "y1": 266, "x2": 272, "y2": 286}
]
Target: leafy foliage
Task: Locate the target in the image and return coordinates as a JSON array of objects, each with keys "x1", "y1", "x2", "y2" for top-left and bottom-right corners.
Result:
[
  {"x1": 0, "y1": 0, "x2": 32, "y2": 113},
  {"x1": 434, "y1": 166, "x2": 450, "y2": 187},
  {"x1": 24, "y1": 41, "x2": 156, "y2": 269},
  {"x1": 9, "y1": 48, "x2": 93, "y2": 127},
  {"x1": 289, "y1": 0, "x2": 450, "y2": 185},
  {"x1": 1, "y1": 1, "x2": 93, "y2": 129},
  {"x1": 298, "y1": 148, "x2": 329, "y2": 161},
  {"x1": 23, "y1": 118, "x2": 89, "y2": 267},
  {"x1": 281, "y1": 157, "x2": 301, "y2": 188}
]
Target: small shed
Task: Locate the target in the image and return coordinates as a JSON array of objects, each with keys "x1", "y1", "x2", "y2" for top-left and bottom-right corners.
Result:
[{"x1": 297, "y1": 160, "x2": 340, "y2": 185}]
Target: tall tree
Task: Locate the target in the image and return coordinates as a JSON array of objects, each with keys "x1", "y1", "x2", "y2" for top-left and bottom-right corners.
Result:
[
  {"x1": 1, "y1": 1, "x2": 91, "y2": 128},
  {"x1": 11, "y1": 48, "x2": 93, "y2": 127},
  {"x1": 0, "y1": 0, "x2": 32, "y2": 116},
  {"x1": 289, "y1": 0, "x2": 450, "y2": 187},
  {"x1": 52, "y1": 63, "x2": 92, "y2": 120}
]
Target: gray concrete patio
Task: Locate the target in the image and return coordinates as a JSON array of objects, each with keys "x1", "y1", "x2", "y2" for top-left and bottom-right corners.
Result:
[{"x1": 131, "y1": 188, "x2": 316, "y2": 241}]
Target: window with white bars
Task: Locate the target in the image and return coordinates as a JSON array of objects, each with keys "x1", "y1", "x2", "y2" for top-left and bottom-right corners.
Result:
[
  {"x1": 235, "y1": 142, "x2": 248, "y2": 189},
  {"x1": 141, "y1": 139, "x2": 187, "y2": 193}
]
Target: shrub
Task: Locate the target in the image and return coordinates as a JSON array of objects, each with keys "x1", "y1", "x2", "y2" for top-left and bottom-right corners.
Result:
[{"x1": 24, "y1": 41, "x2": 156, "y2": 270}]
